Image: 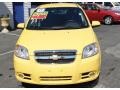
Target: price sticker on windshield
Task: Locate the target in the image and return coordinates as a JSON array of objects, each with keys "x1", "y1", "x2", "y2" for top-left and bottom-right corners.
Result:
[{"x1": 31, "y1": 11, "x2": 48, "y2": 19}]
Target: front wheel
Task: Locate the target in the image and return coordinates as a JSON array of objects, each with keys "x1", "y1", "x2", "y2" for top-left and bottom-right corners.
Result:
[
  {"x1": 21, "y1": 82, "x2": 31, "y2": 88},
  {"x1": 21, "y1": 82, "x2": 45, "y2": 88},
  {"x1": 104, "y1": 16, "x2": 113, "y2": 25}
]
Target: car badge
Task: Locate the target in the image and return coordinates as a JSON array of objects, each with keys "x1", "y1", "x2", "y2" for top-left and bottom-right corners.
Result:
[{"x1": 49, "y1": 55, "x2": 61, "y2": 60}]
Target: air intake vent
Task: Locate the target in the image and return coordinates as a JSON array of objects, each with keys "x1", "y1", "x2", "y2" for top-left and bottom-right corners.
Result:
[{"x1": 40, "y1": 76, "x2": 72, "y2": 81}]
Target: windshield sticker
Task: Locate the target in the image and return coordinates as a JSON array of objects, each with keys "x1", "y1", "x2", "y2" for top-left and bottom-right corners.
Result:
[
  {"x1": 31, "y1": 11, "x2": 48, "y2": 19},
  {"x1": 36, "y1": 8, "x2": 45, "y2": 12}
]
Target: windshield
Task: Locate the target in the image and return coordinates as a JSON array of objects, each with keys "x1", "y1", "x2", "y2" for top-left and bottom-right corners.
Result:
[
  {"x1": 27, "y1": 7, "x2": 89, "y2": 30},
  {"x1": 96, "y1": 4, "x2": 113, "y2": 10},
  {"x1": 97, "y1": 4, "x2": 105, "y2": 9}
]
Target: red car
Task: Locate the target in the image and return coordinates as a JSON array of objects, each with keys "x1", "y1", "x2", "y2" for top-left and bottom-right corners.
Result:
[{"x1": 81, "y1": 3, "x2": 120, "y2": 25}]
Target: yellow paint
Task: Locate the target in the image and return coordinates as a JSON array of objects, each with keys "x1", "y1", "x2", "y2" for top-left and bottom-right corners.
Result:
[{"x1": 14, "y1": 3, "x2": 101, "y2": 85}]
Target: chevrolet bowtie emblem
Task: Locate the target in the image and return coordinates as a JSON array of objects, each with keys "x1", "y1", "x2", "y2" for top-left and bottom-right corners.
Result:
[{"x1": 49, "y1": 55, "x2": 61, "y2": 60}]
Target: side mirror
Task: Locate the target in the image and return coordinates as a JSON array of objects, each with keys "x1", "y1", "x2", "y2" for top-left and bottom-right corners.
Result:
[
  {"x1": 17, "y1": 23, "x2": 25, "y2": 29},
  {"x1": 92, "y1": 21, "x2": 101, "y2": 27}
]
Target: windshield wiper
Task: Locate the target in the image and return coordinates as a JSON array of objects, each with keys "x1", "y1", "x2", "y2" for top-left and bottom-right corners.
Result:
[
  {"x1": 27, "y1": 26, "x2": 88, "y2": 30},
  {"x1": 49, "y1": 26, "x2": 67, "y2": 30},
  {"x1": 49, "y1": 26, "x2": 88, "y2": 30},
  {"x1": 49, "y1": 26, "x2": 80, "y2": 30}
]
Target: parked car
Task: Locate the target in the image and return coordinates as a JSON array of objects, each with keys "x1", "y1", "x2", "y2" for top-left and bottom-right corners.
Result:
[
  {"x1": 14, "y1": 3, "x2": 101, "y2": 86},
  {"x1": 88, "y1": 2, "x2": 120, "y2": 11},
  {"x1": 95, "y1": 2, "x2": 120, "y2": 11},
  {"x1": 81, "y1": 3, "x2": 120, "y2": 25}
]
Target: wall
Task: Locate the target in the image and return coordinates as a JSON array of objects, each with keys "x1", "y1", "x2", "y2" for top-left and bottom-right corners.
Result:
[{"x1": 24, "y1": 2, "x2": 31, "y2": 23}]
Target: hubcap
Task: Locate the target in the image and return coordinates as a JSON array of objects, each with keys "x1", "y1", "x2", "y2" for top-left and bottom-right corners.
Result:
[{"x1": 105, "y1": 17, "x2": 112, "y2": 25}]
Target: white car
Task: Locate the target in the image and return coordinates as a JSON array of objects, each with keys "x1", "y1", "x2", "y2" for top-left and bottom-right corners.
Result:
[{"x1": 89, "y1": 2, "x2": 120, "y2": 11}]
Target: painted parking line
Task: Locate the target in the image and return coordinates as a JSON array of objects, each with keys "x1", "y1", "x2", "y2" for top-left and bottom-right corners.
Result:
[
  {"x1": 0, "y1": 50, "x2": 14, "y2": 56},
  {"x1": 0, "y1": 32, "x2": 20, "y2": 37}
]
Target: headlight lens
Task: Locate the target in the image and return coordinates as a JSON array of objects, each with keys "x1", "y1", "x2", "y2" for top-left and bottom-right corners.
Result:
[
  {"x1": 115, "y1": 13, "x2": 120, "y2": 15},
  {"x1": 82, "y1": 43, "x2": 99, "y2": 59},
  {"x1": 15, "y1": 45, "x2": 29, "y2": 60}
]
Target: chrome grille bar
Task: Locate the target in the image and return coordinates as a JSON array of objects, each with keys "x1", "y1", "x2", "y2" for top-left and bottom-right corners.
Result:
[
  {"x1": 34, "y1": 50, "x2": 77, "y2": 64},
  {"x1": 35, "y1": 55, "x2": 75, "y2": 60}
]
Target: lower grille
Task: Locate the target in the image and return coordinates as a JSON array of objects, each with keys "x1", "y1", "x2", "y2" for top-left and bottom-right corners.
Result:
[
  {"x1": 40, "y1": 76, "x2": 72, "y2": 81},
  {"x1": 36, "y1": 59, "x2": 74, "y2": 64},
  {"x1": 34, "y1": 50, "x2": 77, "y2": 64},
  {"x1": 81, "y1": 71, "x2": 96, "y2": 79}
]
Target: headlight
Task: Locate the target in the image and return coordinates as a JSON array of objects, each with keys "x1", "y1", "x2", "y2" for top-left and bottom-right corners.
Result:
[
  {"x1": 15, "y1": 45, "x2": 29, "y2": 60},
  {"x1": 115, "y1": 13, "x2": 120, "y2": 15},
  {"x1": 82, "y1": 43, "x2": 99, "y2": 59}
]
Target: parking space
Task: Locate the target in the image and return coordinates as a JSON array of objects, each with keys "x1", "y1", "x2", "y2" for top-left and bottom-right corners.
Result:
[
  {"x1": 0, "y1": 30, "x2": 22, "y2": 88},
  {"x1": 0, "y1": 25, "x2": 120, "y2": 88}
]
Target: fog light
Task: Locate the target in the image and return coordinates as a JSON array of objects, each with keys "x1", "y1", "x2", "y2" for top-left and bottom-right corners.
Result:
[
  {"x1": 89, "y1": 72, "x2": 95, "y2": 77},
  {"x1": 17, "y1": 73, "x2": 24, "y2": 78}
]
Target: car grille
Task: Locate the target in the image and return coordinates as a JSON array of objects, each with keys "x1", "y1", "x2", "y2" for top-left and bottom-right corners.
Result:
[
  {"x1": 34, "y1": 50, "x2": 77, "y2": 64},
  {"x1": 40, "y1": 76, "x2": 72, "y2": 81}
]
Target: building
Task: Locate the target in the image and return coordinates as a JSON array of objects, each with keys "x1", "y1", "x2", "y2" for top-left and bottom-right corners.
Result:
[{"x1": 0, "y1": 2, "x2": 49, "y2": 29}]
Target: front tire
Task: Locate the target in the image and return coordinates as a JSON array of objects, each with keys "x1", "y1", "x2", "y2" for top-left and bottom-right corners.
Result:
[
  {"x1": 21, "y1": 82, "x2": 45, "y2": 88},
  {"x1": 21, "y1": 82, "x2": 31, "y2": 88},
  {"x1": 104, "y1": 16, "x2": 113, "y2": 25}
]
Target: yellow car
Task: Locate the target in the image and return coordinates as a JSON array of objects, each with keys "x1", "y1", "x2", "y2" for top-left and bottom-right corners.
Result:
[{"x1": 14, "y1": 3, "x2": 101, "y2": 86}]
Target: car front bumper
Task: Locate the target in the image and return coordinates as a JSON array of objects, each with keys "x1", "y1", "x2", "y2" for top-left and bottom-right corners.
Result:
[{"x1": 14, "y1": 54, "x2": 101, "y2": 85}]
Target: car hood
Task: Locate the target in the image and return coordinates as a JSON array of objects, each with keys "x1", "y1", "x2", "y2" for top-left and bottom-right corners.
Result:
[{"x1": 17, "y1": 28, "x2": 95, "y2": 55}]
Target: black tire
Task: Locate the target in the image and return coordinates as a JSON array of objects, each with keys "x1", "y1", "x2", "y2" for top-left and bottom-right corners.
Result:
[
  {"x1": 89, "y1": 76, "x2": 99, "y2": 86},
  {"x1": 21, "y1": 82, "x2": 46, "y2": 88},
  {"x1": 104, "y1": 16, "x2": 113, "y2": 25},
  {"x1": 21, "y1": 82, "x2": 32, "y2": 88}
]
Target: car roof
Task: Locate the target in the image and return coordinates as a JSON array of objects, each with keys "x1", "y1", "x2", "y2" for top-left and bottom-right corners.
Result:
[{"x1": 38, "y1": 3, "x2": 80, "y2": 8}]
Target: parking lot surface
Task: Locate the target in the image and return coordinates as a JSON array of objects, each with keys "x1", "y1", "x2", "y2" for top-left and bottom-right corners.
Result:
[{"x1": 0, "y1": 25, "x2": 120, "y2": 88}]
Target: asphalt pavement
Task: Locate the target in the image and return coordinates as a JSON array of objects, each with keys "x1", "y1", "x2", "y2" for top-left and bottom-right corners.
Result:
[{"x1": 0, "y1": 25, "x2": 120, "y2": 88}]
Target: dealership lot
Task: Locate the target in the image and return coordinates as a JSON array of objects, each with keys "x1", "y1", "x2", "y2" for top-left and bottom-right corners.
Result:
[{"x1": 0, "y1": 25, "x2": 120, "y2": 88}]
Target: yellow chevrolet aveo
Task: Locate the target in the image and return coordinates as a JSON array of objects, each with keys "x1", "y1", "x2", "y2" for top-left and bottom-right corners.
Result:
[{"x1": 14, "y1": 3, "x2": 101, "y2": 86}]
